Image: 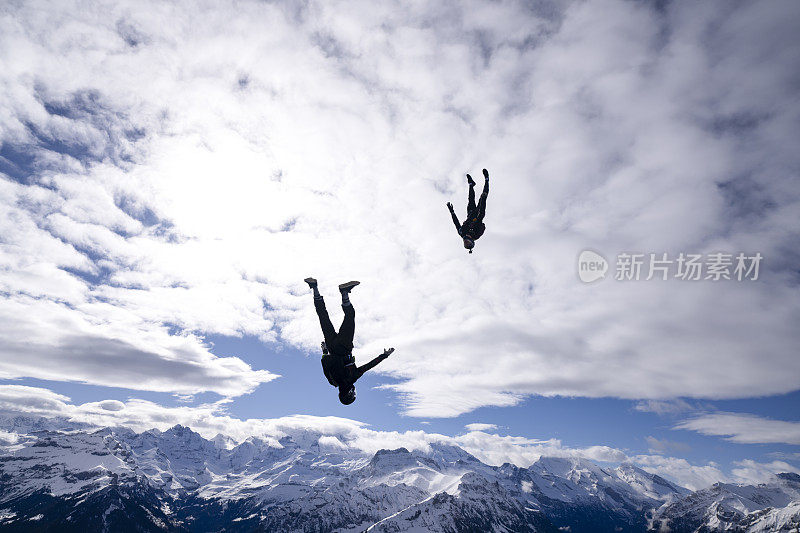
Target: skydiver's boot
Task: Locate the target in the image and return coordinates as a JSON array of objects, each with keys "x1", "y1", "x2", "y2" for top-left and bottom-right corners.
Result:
[
  {"x1": 467, "y1": 174, "x2": 476, "y2": 187},
  {"x1": 305, "y1": 277, "x2": 321, "y2": 299},
  {"x1": 338, "y1": 281, "x2": 360, "y2": 306}
]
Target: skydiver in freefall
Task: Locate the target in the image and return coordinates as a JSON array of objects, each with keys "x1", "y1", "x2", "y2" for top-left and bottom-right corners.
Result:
[
  {"x1": 447, "y1": 168, "x2": 490, "y2": 254},
  {"x1": 304, "y1": 278, "x2": 394, "y2": 405}
]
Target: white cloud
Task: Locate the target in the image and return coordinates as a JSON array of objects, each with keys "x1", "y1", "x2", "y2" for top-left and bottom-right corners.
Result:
[
  {"x1": 464, "y1": 422, "x2": 497, "y2": 432},
  {"x1": 0, "y1": 430, "x2": 19, "y2": 445},
  {"x1": 0, "y1": 294, "x2": 278, "y2": 397},
  {"x1": 0, "y1": 383, "x2": 789, "y2": 490},
  {"x1": 0, "y1": 385, "x2": 71, "y2": 415},
  {"x1": 318, "y1": 435, "x2": 348, "y2": 450},
  {"x1": 731, "y1": 459, "x2": 800, "y2": 485},
  {"x1": 98, "y1": 400, "x2": 125, "y2": 411},
  {"x1": 675, "y1": 412, "x2": 800, "y2": 445},
  {"x1": 631, "y1": 454, "x2": 728, "y2": 491},
  {"x1": 0, "y1": 0, "x2": 798, "y2": 415},
  {"x1": 4, "y1": 385, "x2": 628, "y2": 477},
  {"x1": 768, "y1": 451, "x2": 800, "y2": 461}
]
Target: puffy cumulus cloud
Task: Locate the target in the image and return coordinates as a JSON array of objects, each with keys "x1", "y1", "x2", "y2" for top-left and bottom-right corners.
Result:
[
  {"x1": 675, "y1": 412, "x2": 800, "y2": 445},
  {"x1": 1, "y1": 0, "x2": 799, "y2": 415}
]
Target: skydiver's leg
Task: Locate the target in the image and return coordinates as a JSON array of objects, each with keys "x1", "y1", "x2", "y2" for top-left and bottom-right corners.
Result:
[
  {"x1": 467, "y1": 174, "x2": 477, "y2": 214},
  {"x1": 333, "y1": 281, "x2": 359, "y2": 355},
  {"x1": 335, "y1": 304, "x2": 355, "y2": 356},
  {"x1": 477, "y1": 175, "x2": 489, "y2": 220},
  {"x1": 307, "y1": 279, "x2": 337, "y2": 348}
]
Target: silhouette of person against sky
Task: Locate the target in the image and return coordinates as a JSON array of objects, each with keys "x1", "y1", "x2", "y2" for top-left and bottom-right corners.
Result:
[
  {"x1": 304, "y1": 278, "x2": 394, "y2": 405},
  {"x1": 447, "y1": 168, "x2": 490, "y2": 253}
]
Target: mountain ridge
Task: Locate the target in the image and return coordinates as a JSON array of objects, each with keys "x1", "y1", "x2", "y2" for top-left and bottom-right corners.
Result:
[{"x1": 0, "y1": 416, "x2": 796, "y2": 532}]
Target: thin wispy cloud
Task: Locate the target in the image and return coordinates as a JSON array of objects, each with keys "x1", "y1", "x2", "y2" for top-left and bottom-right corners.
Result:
[
  {"x1": 645, "y1": 435, "x2": 691, "y2": 455},
  {"x1": 675, "y1": 412, "x2": 800, "y2": 445},
  {"x1": 635, "y1": 400, "x2": 697, "y2": 416}
]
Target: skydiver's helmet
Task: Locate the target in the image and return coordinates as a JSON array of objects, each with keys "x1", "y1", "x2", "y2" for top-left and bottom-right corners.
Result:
[
  {"x1": 339, "y1": 385, "x2": 356, "y2": 405},
  {"x1": 463, "y1": 237, "x2": 475, "y2": 253}
]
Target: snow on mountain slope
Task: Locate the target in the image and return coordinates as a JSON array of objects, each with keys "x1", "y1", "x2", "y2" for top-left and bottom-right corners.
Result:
[
  {"x1": 0, "y1": 429, "x2": 138, "y2": 498},
  {"x1": 357, "y1": 447, "x2": 464, "y2": 496},
  {"x1": 649, "y1": 472, "x2": 800, "y2": 532},
  {"x1": 615, "y1": 463, "x2": 689, "y2": 502},
  {"x1": 0, "y1": 417, "x2": 795, "y2": 533},
  {"x1": 364, "y1": 472, "x2": 557, "y2": 533},
  {"x1": 528, "y1": 456, "x2": 688, "y2": 505},
  {"x1": 738, "y1": 500, "x2": 800, "y2": 532}
]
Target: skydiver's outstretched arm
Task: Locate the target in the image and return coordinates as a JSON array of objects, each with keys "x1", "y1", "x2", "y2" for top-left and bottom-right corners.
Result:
[
  {"x1": 355, "y1": 348, "x2": 394, "y2": 380},
  {"x1": 447, "y1": 202, "x2": 461, "y2": 233}
]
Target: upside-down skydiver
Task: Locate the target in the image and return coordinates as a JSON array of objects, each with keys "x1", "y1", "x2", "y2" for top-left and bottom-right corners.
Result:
[
  {"x1": 447, "y1": 168, "x2": 490, "y2": 253},
  {"x1": 304, "y1": 278, "x2": 394, "y2": 405}
]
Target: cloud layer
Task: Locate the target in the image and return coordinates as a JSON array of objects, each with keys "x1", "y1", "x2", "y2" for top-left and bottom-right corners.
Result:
[
  {"x1": 0, "y1": 0, "x2": 798, "y2": 415},
  {"x1": 2, "y1": 383, "x2": 795, "y2": 490}
]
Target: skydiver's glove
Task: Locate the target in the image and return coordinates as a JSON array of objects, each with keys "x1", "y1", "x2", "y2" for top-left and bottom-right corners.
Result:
[
  {"x1": 381, "y1": 347, "x2": 395, "y2": 359},
  {"x1": 446, "y1": 202, "x2": 454, "y2": 211}
]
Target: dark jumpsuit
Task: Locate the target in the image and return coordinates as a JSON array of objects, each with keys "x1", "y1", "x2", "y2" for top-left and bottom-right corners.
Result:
[
  {"x1": 449, "y1": 178, "x2": 488, "y2": 240},
  {"x1": 314, "y1": 297, "x2": 388, "y2": 389}
]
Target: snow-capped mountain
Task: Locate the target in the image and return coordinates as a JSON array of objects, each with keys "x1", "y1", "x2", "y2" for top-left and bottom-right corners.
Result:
[
  {"x1": 0, "y1": 416, "x2": 792, "y2": 532},
  {"x1": 649, "y1": 472, "x2": 800, "y2": 532}
]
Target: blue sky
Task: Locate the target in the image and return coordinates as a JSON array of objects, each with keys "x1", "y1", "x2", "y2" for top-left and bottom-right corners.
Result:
[{"x1": 0, "y1": 0, "x2": 799, "y2": 490}]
